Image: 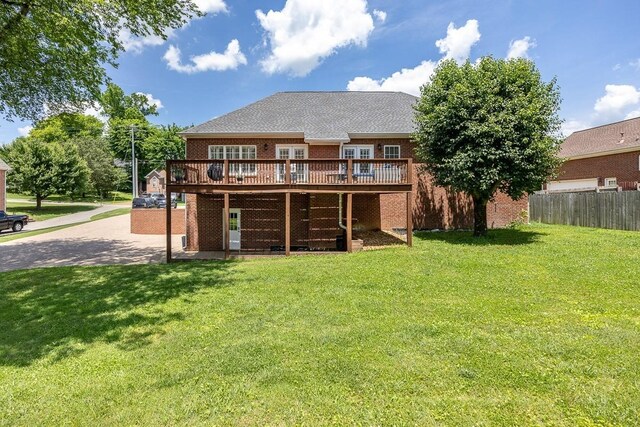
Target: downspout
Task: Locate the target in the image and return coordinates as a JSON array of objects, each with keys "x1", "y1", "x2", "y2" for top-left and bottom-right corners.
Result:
[{"x1": 338, "y1": 193, "x2": 347, "y2": 230}]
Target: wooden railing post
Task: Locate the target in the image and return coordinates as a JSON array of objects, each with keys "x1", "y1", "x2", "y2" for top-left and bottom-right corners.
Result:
[
  {"x1": 224, "y1": 193, "x2": 230, "y2": 259},
  {"x1": 285, "y1": 159, "x2": 291, "y2": 184},
  {"x1": 223, "y1": 159, "x2": 229, "y2": 184},
  {"x1": 346, "y1": 193, "x2": 353, "y2": 253},
  {"x1": 285, "y1": 192, "x2": 291, "y2": 256},
  {"x1": 407, "y1": 158, "x2": 413, "y2": 184},
  {"x1": 347, "y1": 159, "x2": 353, "y2": 184},
  {"x1": 406, "y1": 191, "x2": 413, "y2": 247}
]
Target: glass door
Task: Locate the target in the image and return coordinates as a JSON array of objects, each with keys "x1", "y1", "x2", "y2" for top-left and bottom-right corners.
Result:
[{"x1": 276, "y1": 146, "x2": 308, "y2": 182}]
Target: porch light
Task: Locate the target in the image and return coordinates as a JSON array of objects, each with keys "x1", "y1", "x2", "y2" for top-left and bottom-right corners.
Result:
[
  {"x1": 264, "y1": 143, "x2": 268, "y2": 151},
  {"x1": 377, "y1": 143, "x2": 382, "y2": 151}
]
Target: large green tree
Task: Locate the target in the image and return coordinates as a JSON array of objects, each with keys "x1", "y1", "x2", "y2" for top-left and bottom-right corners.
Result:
[
  {"x1": 0, "y1": 0, "x2": 200, "y2": 121},
  {"x1": 413, "y1": 57, "x2": 562, "y2": 236},
  {"x1": 72, "y1": 137, "x2": 127, "y2": 198},
  {"x1": 30, "y1": 112, "x2": 104, "y2": 143},
  {"x1": 4, "y1": 137, "x2": 90, "y2": 207}
]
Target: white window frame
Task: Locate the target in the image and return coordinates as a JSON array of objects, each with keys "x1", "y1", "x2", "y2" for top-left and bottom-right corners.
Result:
[
  {"x1": 275, "y1": 144, "x2": 308, "y2": 182},
  {"x1": 383, "y1": 145, "x2": 401, "y2": 159},
  {"x1": 604, "y1": 177, "x2": 617, "y2": 188},
  {"x1": 342, "y1": 145, "x2": 374, "y2": 175},
  {"x1": 208, "y1": 145, "x2": 257, "y2": 176}
]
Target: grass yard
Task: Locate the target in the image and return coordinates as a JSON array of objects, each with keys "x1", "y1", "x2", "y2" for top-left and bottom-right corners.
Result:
[
  {"x1": 0, "y1": 224, "x2": 638, "y2": 425},
  {"x1": 7, "y1": 191, "x2": 132, "y2": 205},
  {"x1": 5, "y1": 202, "x2": 97, "y2": 221},
  {"x1": 89, "y1": 207, "x2": 132, "y2": 221}
]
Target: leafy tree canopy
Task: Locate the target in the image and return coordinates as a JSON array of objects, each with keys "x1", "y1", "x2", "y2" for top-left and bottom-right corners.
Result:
[
  {"x1": 413, "y1": 57, "x2": 562, "y2": 236},
  {"x1": 3, "y1": 137, "x2": 90, "y2": 207},
  {"x1": 31, "y1": 113, "x2": 104, "y2": 143},
  {"x1": 0, "y1": 0, "x2": 200, "y2": 121}
]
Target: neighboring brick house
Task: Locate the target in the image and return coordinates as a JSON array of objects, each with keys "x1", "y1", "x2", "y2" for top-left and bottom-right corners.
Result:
[
  {"x1": 166, "y1": 92, "x2": 527, "y2": 258},
  {"x1": 547, "y1": 117, "x2": 640, "y2": 192},
  {"x1": 145, "y1": 169, "x2": 166, "y2": 194},
  {"x1": 0, "y1": 158, "x2": 9, "y2": 212}
]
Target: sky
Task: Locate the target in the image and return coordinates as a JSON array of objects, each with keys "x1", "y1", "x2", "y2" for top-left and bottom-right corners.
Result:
[{"x1": 2, "y1": 0, "x2": 640, "y2": 143}]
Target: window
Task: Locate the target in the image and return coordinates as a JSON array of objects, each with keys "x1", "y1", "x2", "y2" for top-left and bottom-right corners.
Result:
[
  {"x1": 604, "y1": 177, "x2": 617, "y2": 187},
  {"x1": 208, "y1": 145, "x2": 257, "y2": 175},
  {"x1": 384, "y1": 145, "x2": 400, "y2": 159},
  {"x1": 342, "y1": 145, "x2": 373, "y2": 175},
  {"x1": 276, "y1": 145, "x2": 308, "y2": 182}
]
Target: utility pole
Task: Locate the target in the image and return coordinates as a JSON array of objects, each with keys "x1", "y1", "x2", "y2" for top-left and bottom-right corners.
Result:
[{"x1": 130, "y1": 125, "x2": 138, "y2": 199}]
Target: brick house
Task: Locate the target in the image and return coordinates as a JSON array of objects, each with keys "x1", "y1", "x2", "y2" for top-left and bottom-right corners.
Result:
[
  {"x1": 166, "y1": 92, "x2": 527, "y2": 259},
  {"x1": 145, "y1": 169, "x2": 166, "y2": 194},
  {"x1": 547, "y1": 117, "x2": 640, "y2": 192},
  {"x1": 0, "y1": 158, "x2": 9, "y2": 211}
]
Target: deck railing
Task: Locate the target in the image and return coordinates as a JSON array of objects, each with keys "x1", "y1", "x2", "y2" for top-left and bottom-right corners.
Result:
[{"x1": 166, "y1": 158, "x2": 412, "y2": 186}]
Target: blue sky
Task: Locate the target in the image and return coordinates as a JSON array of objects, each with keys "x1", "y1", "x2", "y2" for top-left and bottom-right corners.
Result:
[{"x1": 2, "y1": 0, "x2": 640, "y2": 143}]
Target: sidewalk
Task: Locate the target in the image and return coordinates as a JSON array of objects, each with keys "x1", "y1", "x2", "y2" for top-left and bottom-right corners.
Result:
[{"x1": 24, "y1": 204, "x2": 127, "y2": 231}]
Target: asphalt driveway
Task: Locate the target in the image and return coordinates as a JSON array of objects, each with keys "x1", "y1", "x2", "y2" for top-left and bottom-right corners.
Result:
[{"x1": 0, "y1": 214, "x2": 183, "y2": 272}]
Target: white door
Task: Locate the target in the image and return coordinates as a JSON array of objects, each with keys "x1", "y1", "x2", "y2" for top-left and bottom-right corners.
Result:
[
  {"x1": 342, "y1": 145, "x2": 373, "y2": 175},
  {"x1": 276, "y1": 146, "x2": 308, "y2": 182},
  {"x1": 225, "y1": 209, "x2": 241, "y2": 250}
]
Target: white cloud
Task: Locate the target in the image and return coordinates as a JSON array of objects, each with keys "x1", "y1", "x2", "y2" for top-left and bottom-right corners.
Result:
[
  {"x1": 625, "y1": 109, "x2": 640, "y2": 120},
  {"x1": 630, "y1": 59, "x2": 640, "y2": 71},
  {"x1": 594, "y1": 84, "x2": 640, "y2": 116},
  {"x1": 347, "y1": 60, "x2": 436, "y2": 96},
  {"x1": 18, "y1": 125, "x2": 33, "y2": 137},
  {"x1": 506, "y1": 36, "x2": 536, "y2": 59},
  {"x1": 612, "y1": 63, "x2": 622, "y2": 71},
  {"x1": 256, "y1": 0, "x2": 375, "y2": 77},
  {"x1": 435, "y1": 19, "x2": 481, "y2": 64},
  {"x1": 193, "y1": 0, "x2": 227, "y2": 14},
  {"x1": 347, "y1": 19, "x2": 480, "y2": 96},
  {"x1": 163, "y1": 39, "x2": 247, "y2": 74},
  {"x1": 119, "y1": 28, "x2": 175, "y2": 54},
  {"x1": 561, "y1": 120, "x2": 590, "y2": 137},
  {"x1": 373, "y1": 9, "x2": 387, "y2": 23},
  {"x1": 136, "y1": 93, "x2": 164, "y2": 110}
]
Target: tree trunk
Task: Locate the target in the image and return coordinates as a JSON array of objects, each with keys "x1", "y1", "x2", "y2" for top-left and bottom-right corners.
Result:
[
  {"x1": 472, "y1": 196, "x2": 488, "y2": 237},
  {"x1": 36, "y1": 194, "x2": 42, "y2": 209}
]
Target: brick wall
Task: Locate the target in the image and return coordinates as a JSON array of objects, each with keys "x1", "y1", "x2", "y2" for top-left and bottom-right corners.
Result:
[
  {"x1": 557, "y1": 150, "x2": 640, "y2": 186},
  {"x1": 130, "y1": 208, "x2": 186, "y2": 235},
  {"x1": 379, "y1": 166, "x2": 528, "y2": 231},
  {"x1": 0, "y1": 170, "x2": 6, "y2": 211},
  {"x1": 186, "y1": 194, "x2": 310, "y2": 251},
  {"x1": 183, "y1": 137, "x2": 530, "y2": 250}
]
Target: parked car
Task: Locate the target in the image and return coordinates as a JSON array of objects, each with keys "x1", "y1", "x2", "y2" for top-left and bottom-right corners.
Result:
[
  {"x1": 132, "y1": 197, "x2": 155, "y2": 209},
  {"x1": 0, "y1": 210, "x2": 29, "y2": 233},
  {"x1": 155, "y1": 194, "x2": 178, "y2": 209}
]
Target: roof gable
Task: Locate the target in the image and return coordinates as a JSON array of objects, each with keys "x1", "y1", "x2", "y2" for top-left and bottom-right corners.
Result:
[
  {"x1": 560, "y1": 117, "x2": 640, "y2": 158},
  {"x1": 182, "y1": 91, "x2": 418, "y2": 140},
  {"x1": 0, "y1": 158, "x2": 10, "y2": 171}
]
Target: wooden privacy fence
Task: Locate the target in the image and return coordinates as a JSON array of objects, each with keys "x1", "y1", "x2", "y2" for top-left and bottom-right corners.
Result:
[{"x1": 529, "y1": 191, "x2": 640, "y2": 231}]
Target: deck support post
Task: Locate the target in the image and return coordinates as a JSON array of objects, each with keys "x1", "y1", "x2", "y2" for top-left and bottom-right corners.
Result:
[
  {"x1": 224, "y1": 192, "x2": 230, "y2": 259},
  {"x1": 406, "y1": 191, "x2": 413, "y2": 247},
  {"x1": 285, "y1": 192, "x2": 291, "y2": 256},
  {"x1": 166, "y1": 189, "x2": 172, "y2": 263},
  {"x1": 346, "y1": 193, "x2": 353, "y2": 253}
]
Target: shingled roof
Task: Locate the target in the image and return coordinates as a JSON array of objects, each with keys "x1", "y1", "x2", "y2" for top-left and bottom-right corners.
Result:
[
  {"x1": 560, "y1": 116, "x2": 640, "y2": 158},
  {"x1": 0, "y1": 158, "x2": 10, "y2": 171},
  {"x1": 181, "y1": 91, "x2": 418, "y2": 141}
]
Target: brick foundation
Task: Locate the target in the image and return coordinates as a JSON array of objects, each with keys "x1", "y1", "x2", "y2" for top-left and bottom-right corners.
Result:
[{"x1": 130, "y1": 208, "x2": 186, "y2": 235}]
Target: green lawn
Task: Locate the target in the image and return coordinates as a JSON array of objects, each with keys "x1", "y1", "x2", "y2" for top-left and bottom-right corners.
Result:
[
  {"x1": 7, "y1": 191, "x2": 132, "y2": 205},
  {"x1": 90, "y1": 207, "x2": 132, "y2": 221},
  {"x1": 5, "y1": 202, "x2": 97, "y2": 221},
  {"x1": 0, "y1": 224, "x2": 638, "y2": 425}
]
